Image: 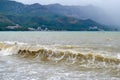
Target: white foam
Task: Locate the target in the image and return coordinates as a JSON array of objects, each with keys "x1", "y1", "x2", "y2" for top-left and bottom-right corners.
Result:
[
  {"x1": 1, "y1": 41, "x2": 27, "y2": 45},
  {"x1": 117, "y1": 54, "x2": 120, "y2": 59},
  {"x1": 0, "y1": 47, "x2": 18, "y2": 56},
  {"x1": 47, "y1": 76, "x2": 62, "y2": 80}
]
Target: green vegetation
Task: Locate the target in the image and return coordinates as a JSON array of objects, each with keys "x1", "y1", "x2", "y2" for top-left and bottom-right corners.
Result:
[{"x1": 0, "y1": 0, "x2": 115, "y2": 31}]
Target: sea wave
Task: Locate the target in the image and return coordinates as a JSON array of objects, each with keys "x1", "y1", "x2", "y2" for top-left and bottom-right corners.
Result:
[{"x1": 0, "y1": 41, "x2": 120, "y2": 67}]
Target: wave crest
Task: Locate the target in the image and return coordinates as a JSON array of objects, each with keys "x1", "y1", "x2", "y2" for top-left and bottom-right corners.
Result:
[
  {"x1": 0, "y1": 42, "x2": 120, "y2": 66},
  {"x1": 18, "y1": 49, "x2": 120, "y2": 65}
]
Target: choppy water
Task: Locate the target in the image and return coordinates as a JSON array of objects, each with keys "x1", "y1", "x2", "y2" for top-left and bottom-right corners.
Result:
[{"x1": 0, "y1": 31, "x2": 120, "y2": 80}]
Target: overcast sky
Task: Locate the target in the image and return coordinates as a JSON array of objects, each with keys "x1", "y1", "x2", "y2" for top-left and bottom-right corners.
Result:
[
  {"x1": 14, "y1": 0, "x2": 120, "y2": 26},
  {"x1": 13, "y1": 0, "x2": 101, "y2": 5}
]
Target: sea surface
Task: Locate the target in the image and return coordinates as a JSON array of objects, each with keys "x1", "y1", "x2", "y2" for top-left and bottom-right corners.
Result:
[{"x1": 0, "y1": 31, "x2": 120, "y2": 80}]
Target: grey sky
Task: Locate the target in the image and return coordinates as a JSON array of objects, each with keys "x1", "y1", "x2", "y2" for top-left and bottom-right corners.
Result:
[
  {"x1": 14, "y1": 0, "x2": 120, "y2": 26},
  {"x1": 14, "y1": 0, "x2": 101, "y2": 5}
]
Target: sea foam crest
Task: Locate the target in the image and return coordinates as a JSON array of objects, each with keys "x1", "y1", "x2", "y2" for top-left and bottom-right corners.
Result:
[
  {"x1": 0, "y1": 47, "x2": 17, "y2": 56},
  {"x1": 0, "y1": 41, "x2": 24, "y2": 56},
  {"x1": 0, "y1": 41, "x2": 120, "y2": 67}
]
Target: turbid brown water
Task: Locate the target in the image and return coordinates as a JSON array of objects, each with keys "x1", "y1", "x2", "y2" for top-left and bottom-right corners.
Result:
[{"x1": 0, "y1": 31, "x2": 120, "y2": 80}]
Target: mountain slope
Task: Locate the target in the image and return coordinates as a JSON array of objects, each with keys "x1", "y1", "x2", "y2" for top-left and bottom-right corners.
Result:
[
  {"x1": 0, "y1": 0, "x2": 115, "y2": 31},
  {"x1": 0, "y1": 14, "x2": 15, "y2": 30}
]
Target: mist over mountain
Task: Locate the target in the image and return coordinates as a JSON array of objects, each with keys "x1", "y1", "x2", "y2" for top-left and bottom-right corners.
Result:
[{"x1": 0, "y1": 0, "x2": 118, "y2": 31}]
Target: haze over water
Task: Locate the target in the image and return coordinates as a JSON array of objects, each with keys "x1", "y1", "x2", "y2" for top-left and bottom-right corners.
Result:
[{"x1": 0, "y1": 31, "x2": 120, "y2": 80}]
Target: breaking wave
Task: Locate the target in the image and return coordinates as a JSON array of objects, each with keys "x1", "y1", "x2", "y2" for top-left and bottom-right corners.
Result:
[{"x1": 0, "y1": 41, "x2": 120, "y2": 67}]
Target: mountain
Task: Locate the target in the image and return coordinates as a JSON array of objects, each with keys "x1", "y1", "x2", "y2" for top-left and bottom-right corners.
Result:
[
  {"x1": 0, "y1": 14, "x2": 14, "y2": 30},
  {"x1": 0, "y1": 0, "x2": 116, "y2": 31},
  {"x1": 0, "y1": 0, "x2": 109, "y2": 24}
]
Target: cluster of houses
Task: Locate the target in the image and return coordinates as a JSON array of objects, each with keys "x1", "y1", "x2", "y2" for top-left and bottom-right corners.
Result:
[
  {"x1": 89, "y1": 26, "x2": 104, "y2": 31},
  {"x1": 6, "y1": 24, "x2": 21, "y2": 29},
  {"x1": 7, "y1": 24, "x2": 48, "y2": 31},
  {"x1": 28, "y1": 27, "x2": 48, "y2": 31}
]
